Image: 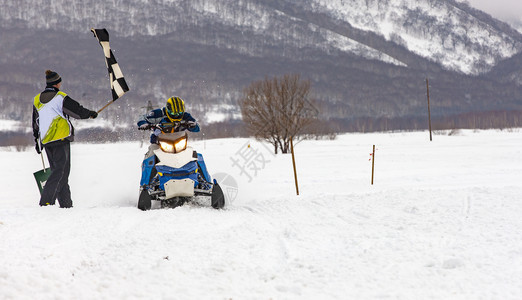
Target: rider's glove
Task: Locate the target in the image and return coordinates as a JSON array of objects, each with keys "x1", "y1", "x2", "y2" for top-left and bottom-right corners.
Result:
[
  {"x1": 89, "y1": 111, "x2": 98, "y2": 119},
  {"x1": 138, "y1": 122, "x2": 150, "y2": 130},
  {"x1": 187, "y1": 121, "x2": 197, "y2": 129}
]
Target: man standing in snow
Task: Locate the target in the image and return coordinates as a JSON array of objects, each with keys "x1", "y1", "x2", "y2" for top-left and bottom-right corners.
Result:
[{"x1": 32, "y1": 70, "x2": 99, "y2": 208}]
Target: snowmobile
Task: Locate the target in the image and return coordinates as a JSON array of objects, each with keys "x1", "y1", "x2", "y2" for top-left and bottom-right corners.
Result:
[{"x1": 138, "y1": 122, "x2": 225, "y2": 210}]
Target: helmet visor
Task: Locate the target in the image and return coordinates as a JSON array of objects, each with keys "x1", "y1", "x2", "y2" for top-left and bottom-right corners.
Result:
[{"x1": 166, "y1": 103, "x2": 183, "y2": 119}]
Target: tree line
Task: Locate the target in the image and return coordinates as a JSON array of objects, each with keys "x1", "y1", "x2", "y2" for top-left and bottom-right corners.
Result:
[{"x1": 3, "y1": 73, "x2": 522, "y2": 150}]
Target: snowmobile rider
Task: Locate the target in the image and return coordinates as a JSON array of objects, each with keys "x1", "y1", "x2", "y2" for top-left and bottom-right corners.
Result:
[
  {"x1": 32, "y1": 70, "x2": 99, "y2": 208},
  {"x1": 137, "y1": 96, "x2": 200, "y2": 144}
]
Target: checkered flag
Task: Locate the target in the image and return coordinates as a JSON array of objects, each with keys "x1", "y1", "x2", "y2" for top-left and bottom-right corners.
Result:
[{"x1": 91, "y1": 28, "x2": 129, "y2": 104}]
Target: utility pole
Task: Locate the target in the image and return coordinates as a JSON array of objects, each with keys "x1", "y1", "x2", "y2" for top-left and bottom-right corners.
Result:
[
  {"x1": 141, "y1": 100, "x2": 154, "y2": 112},
  {"x1": 426, "y1": 78, "x2": 433, "y2": 141}
]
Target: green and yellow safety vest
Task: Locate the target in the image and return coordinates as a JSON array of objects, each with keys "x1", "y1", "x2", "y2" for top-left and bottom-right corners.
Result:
[{"x1": 33, "y1": 91, "x2": 72, "y2": 145}]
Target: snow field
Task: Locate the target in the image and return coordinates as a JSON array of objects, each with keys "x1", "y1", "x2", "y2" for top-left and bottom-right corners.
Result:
[{"x1": 1, "y1": 130, "x2": 522, "y2": 299}]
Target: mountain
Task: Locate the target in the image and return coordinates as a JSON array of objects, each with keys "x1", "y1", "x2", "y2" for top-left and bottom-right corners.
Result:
[{"x1": 1, "y1": 0, "x2": 522, "y2": 134}]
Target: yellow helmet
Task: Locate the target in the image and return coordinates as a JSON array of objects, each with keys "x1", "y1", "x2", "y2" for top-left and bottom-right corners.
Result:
[{"x1": 165, "y1": 96, "x2": 185, "y2": 121}]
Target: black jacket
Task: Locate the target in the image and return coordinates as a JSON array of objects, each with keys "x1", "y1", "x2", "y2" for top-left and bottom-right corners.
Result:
[{"x1": 32, "y1": 87, "x2": 93, "y2": 146}]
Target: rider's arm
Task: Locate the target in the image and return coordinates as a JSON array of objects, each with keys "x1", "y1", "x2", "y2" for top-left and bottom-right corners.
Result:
[
  {"x1": 137, "y1": 108, "x2": 164, "y2": 128},
  {"x1": 183, "y1": 112, "x2": 200, "y2": 132}
]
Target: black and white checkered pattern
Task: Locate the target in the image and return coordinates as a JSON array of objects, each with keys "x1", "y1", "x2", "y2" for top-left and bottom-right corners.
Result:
[{"x1": 91, "y1": 28, "x2": 129, "y2": 101}]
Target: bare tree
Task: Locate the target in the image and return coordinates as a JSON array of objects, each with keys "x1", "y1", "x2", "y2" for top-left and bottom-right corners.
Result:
[{"x1": 240, "y1": 74, "x2": 318, "y2": 154}]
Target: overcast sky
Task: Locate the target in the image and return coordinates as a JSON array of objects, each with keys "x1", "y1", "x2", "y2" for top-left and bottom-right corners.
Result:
[{"x1": 466, "y1": 0, "x2": 522, "y2": 22}]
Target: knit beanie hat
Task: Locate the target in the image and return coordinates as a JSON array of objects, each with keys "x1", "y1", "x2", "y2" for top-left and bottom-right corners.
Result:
[{"x1": 45, "y1": 70, "x2": 62, "y2": 86}]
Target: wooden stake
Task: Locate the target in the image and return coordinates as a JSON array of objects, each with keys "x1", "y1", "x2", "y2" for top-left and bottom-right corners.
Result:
[
  {"x1": 426, "y1": 78, "x2": 433, "y2": 141},
  {"x1": 290, "y1": 136, "x2": 299, "y2": 195},
  {"x1": 371, "y1": 145, "x2": 375, "y2": 185}
]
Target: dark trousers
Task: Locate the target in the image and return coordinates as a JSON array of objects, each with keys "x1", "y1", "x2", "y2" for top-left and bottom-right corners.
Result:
[{"x1": 40, "y1": 141, "x2": 72, "y2": 208}]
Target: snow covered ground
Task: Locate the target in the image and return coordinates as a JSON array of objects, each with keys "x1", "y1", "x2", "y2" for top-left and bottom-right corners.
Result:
[{"x1": 1, "y1": 129, "x2": 522, "y2": 299}]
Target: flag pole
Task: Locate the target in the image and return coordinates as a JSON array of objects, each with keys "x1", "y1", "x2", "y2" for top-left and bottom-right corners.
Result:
[{"x1": 97, "y1": 100, "x2": 114, "y2": 114}]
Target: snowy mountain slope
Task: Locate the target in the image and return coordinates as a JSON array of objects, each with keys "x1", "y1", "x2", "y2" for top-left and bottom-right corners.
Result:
[
  {"x1": 1, "y1": 130, "x2": 522, "y2": 299},
  {"x1": 0, "y1": 0, "x2": 402, "y2": 67},
  {"x1": 2, "y1": 0, "x2": 522, "y2": 130},
  {"x1": 1, "y1": 0, "x2": 521, "y2": 74},
  {"x1": 304, "y1": 0, "x2": 522, "y2": 74},
  {"x1": 487, "y1": 51, "x2": 522, "y2": 86},
  {"x1": 512, "y1": 18, "x2": 522, "y2": 35}
]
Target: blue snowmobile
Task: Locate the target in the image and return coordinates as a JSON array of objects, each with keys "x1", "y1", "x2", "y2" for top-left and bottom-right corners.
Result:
[{"x1": 138, "y1": 122, "x2": 225, "y2": 210}]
